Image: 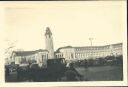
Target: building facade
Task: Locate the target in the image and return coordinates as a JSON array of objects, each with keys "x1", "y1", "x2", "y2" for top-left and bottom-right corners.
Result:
[
  {"x1": 55, "y1": 43, "x2": 123, "y2": 61},
  {"x1": 11, "y1": 49, "x2": 49, "y2": 67},
  {"x1": 9, "y1": 27, "x2": 55, "y2": 66}
]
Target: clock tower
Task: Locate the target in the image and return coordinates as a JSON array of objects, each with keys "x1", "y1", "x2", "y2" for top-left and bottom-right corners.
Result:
[{"x1": 45, "y1": 27, "x2": 54, "y2": 59}]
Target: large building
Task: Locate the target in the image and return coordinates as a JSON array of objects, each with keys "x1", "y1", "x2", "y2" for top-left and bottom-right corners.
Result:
[
  {"x1": 55, "y1": 43, "x2": 123, "y2": 61},
  {"x1": 10, "y1": 49, "x2": 49, "y2": 67},
  {"x1": 9, "y1": 27, "x2": 123, "y2": 65},
  {"x1": 10, "y1": 27, "x2": 54, "y2": 66}
]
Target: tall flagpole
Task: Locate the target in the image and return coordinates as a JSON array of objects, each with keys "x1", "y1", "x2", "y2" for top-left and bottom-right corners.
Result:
[
  {"x1": 89, "y1": 38, "x2": 93, "y2": 46},
  {"x1": 89, "y1": 38, "x2": 94, "y2": 59}
]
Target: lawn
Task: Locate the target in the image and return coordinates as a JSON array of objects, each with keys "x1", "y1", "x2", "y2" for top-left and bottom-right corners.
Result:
[
  {"x1": 6, "y1": 65, "x2": 123, "y2": 82},
  {"x1": 76, "y1": 65, "x2": 123, "y2": 81}
]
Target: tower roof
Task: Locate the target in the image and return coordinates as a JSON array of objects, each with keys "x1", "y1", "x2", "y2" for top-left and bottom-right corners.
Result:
[{"x1": 45, "y1": 27, "x2": 52, "y2": 36}]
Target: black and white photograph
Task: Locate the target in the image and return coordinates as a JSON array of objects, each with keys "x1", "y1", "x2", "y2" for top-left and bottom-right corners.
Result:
[{"x1": 0, "y1": 1, "x2": 127, "y2": 87}]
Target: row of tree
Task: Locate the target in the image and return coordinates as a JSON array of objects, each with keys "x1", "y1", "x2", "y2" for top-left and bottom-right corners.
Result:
[{"x1": 73, "y1": 55, "x2": 123, "y2": 67}]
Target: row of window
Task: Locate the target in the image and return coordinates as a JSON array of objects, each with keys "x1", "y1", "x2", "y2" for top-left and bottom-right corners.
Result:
[
  {"x1": 75, "y1": 49, "x2": 123, "y2": 53},
  {"x1": 56, "y1": 52, "x2": 121, "y2": 57},
  {"x1": 75, "y1": 46, "x2": 122, "y2": 51},
  {"x1": 75, "y1": 47, "x2": 110, "y2": 51}
]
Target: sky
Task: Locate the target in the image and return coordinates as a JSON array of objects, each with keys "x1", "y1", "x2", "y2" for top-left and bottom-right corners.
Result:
[{"x1": 3, "y1": 1, "x2": 125, "y2": 51}]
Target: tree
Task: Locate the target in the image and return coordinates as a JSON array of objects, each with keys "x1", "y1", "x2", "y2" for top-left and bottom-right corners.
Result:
[{"x1": 4, "y1": 40, "x2": 17, "y2": 64}]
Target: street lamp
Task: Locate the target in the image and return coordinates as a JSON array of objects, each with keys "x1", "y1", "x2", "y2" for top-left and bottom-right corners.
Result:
[{"x1": 89, "y1": 38, "x2": 94, "y2": 59}]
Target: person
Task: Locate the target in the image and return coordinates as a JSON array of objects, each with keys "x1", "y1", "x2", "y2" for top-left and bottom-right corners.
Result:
[{"x1": 65, "y1": 63, "x2": 83, "y2": 81}]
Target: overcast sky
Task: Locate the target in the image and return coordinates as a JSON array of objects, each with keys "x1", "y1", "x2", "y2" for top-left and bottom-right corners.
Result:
[{"x1": 3, "y1": 1, "x2": 125, "y2": 51}]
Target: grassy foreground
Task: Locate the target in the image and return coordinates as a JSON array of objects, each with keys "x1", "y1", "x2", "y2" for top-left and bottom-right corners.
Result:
[{"x1": 76, "y1": 65, "x2": 123, "y2": 81}]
